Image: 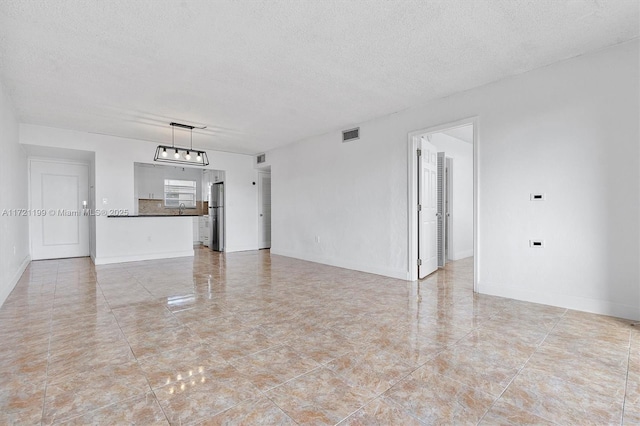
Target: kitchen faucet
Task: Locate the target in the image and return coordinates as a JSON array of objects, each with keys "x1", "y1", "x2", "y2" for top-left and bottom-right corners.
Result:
[{"x1": 179, "y1": 203, "x2": 185, "y2": 215}]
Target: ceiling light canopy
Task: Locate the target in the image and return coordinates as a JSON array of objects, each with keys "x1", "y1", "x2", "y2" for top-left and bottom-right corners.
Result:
[{"x1": 154, "y1": 122, "x2": 209, "y2": 166}]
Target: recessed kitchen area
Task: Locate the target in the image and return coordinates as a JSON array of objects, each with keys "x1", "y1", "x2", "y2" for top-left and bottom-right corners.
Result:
[{"x1": 133, "y1": 162, "x2": 225, "y2": 250}]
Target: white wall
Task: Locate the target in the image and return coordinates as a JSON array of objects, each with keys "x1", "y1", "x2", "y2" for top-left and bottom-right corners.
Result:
[
  {"x1": 0, "y1": 80, "x2": 30, "y2": 307},
  {"x1": 271, "y1": 123, "x2": 408, "y2": 279},
  {"x1": 269, "y1": 40, "x2": 639, "y2": 320},
  {"x1": 20, "y1": 125, "x2": 259, "y2": 264},
  {"x1": 95, "y1": 216, "x2": 194, "y2": 264},
  {"x1": 428, "y1": 132, "x2": 473, "y2": 260}
]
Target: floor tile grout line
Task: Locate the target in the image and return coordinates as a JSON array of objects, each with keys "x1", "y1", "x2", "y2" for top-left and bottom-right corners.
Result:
[
  {"x1": 338, "y1": 394, "x2": 427, "y2": 426},
  {"x1": 364, "y1": 318, "x2": 484, "y2": 391},
  {"x1": 226, "y1": 341, "x2": 294, "y2": 365},
  {"x1": 96, "y1": 276, "x2": 171, "y2": 424},
  {"x1": 258, "y1": 360, "x2": 382, "y2": 425},
  {"x1": 338, "y1": 270, "x2": 480, "y2": 424},
  {"x1": 263, "y1": 364, "x2": 378, "y2": 425},
  {"x1": 475, "y1": 311, "x2": 566, "y2": 426},
  {"x1": 145, "y1": 378, "x2": 172, "y2": 425},
  {"x1": 103, "y1": 271, "x2": 253, "y2": 425},
  {"x1": 151, "y1": 353, "x2": 295, "y2": 425},
  {"x1": 252, "y1": 283, "x2": 482, "y2": 424},
  {"x1": 620, "y1": 328, "x2": 633, "y2": 426},
  {"x1": 46, "y1": 391, "x2": 165, "y2": 425},
  {"x1": 333, "y1": 403, "x2": 374, "y2": 426},
  {"x1": 260, "y1": 389, "x2": 302, "y2": 426},
  {"x1": 345, "y1": 346, "x2": 450, "y2": 424},
  {"x1": 39, "y1": 261, "x2": 59, "y2": 426},
  {"x1": 10, "y1": 253, "x2": 628, "y2": 425},
  {"x1": 375, "y1": 366, "x2": 442, "y2": 423},
  {"x1": 261, "y1": 364, "x2": 325, "y2": 394}
]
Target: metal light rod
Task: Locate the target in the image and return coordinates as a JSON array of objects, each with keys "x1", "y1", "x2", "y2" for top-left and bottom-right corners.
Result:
[{"x1": 170, "y1": 122, "x2": 207, "y2": 130}]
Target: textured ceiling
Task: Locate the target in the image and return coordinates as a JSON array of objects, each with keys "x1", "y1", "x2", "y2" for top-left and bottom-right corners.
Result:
[{"x1": 0, "y1": 0, "x2": 638, "y2": 155}]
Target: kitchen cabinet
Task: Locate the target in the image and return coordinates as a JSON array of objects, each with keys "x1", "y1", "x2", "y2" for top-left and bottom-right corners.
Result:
[
  {"x1": 199, "y1": 216, "x2": 209, "y2": 246},
  {"x1": 137, "y1": 165, "x2": 164, "y2": 199},
  {"x1": 202, "y1": 170, "x2": 224, "y2": 202},
  {"x1": 193, "y1": 217, "x2": 200, "y2": 243},
  {"x1": 202, "y1": 170, "x2": 213, "y2": 202}
]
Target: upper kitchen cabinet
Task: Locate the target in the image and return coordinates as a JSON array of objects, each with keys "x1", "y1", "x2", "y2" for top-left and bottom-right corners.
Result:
[
  {"x1": 202, "y1": 170, "x2": 212, "y2": 202},
  {"x1": 135, "y1": 163, "x2": 164, "y2": 200},
  {"x1": 134, "y1": 163, "x2": 226, "y2": 215},
  {"x1": 135, "y1": 163, "x2": 205, "y2": 202},
  {"x1": 202, "y1": 170, "x2": 225, "y2": 202}
]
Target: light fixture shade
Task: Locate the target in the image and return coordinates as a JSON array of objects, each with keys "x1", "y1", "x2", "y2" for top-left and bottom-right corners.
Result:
[
  {"x1": 154, "y1": 122, "x2": 210, "y2": 166},
  {"x1": 154, "y1": 145, "x2": 209, "y2": 166}
]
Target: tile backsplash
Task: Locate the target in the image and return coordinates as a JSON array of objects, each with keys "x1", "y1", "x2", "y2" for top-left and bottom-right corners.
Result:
[{"x1": 138, "y1": 198, "x2": 207, "y2": 215}]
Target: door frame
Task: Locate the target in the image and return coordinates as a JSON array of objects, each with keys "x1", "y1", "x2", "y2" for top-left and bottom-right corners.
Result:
[
  {"x1": 445, "y1": 156, "x2": 454, "y2": 261},
  {"x1": 407, "y1": 117, "x2": 478, "y2": 291},
  {"x1": 256, "y1": 169, "x2": 271, "y2": 249},
  {"x1": 28, "y1": 157, "x2": 91, "y2": 259}
]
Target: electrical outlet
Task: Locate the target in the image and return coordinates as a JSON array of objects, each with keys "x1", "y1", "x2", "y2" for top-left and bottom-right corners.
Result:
[
  {"x1": 147, "y1": 236, "x2": 152, "y2": 242},
  {"x1": 315, "y1": 236, "x2": 320, "y2": 243}
]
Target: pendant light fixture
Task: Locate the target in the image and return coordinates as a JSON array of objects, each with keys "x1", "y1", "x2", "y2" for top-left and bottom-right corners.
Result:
[{"x1": 154, "y1": 122, "x2": 209, "y2": 166}]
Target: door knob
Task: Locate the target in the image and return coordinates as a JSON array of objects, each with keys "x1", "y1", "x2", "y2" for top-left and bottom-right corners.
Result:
[{"x1": 260, "y1": 214, "x2": 263, "y2": 217}]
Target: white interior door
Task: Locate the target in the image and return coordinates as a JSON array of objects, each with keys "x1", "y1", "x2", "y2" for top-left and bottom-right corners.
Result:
[
  {"x1": 258, "y1": 172, "x2": 271, "y2": 249},
  {"x1": 437, "y1": 152, "x2": 446, "y2": 268},
  {"x1": 30, "y1": 159, "x2": 89, "y2": 260},
  {"x1": 445, "y1": 157, "x2": 453, "y2": 261},
  {"x1": 418, "y1": 138, "x2": 438, "y2": 278}
]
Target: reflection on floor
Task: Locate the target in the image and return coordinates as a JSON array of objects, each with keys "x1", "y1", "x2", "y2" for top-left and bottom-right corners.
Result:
[{"x1": 0, "y1": 248, "x2": 637, "y2": 425}]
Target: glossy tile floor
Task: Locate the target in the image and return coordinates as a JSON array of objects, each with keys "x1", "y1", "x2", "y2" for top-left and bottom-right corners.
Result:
[{"x1": 0, "y1": 247, "x2": 638, "y2": 425}]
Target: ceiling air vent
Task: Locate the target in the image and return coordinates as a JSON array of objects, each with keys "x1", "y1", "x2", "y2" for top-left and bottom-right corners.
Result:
[
  {"x1": 342, "y1": 127, "x2": 360, "y2": 142},
  {"x1": 256, "y1": 153, "x2": 266, "y2": 164}
]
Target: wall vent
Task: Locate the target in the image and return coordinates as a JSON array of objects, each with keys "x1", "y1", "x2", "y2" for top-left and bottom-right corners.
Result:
[
  {"x1": 256, "y1": 153, "x2": 266, "y2": 164},
  {"x1": 342, "y1": 128, "x2": 360, "y2": 142}
]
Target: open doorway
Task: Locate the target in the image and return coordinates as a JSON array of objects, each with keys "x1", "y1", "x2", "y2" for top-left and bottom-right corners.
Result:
[
  {"x1": 257, "y1": 168, "x2": 271, "y2": 249},
  {"x1": 407, "y1": 118, "x2": 477, "y2": 287}
]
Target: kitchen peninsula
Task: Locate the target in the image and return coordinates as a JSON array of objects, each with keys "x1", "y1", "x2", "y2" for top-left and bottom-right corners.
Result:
[
  {"x1": 94, "y1": 163, "x2": 224, "y2": 264},
  {"x1": 96, "y1": 215, "x2": 195, "y2": 265}
]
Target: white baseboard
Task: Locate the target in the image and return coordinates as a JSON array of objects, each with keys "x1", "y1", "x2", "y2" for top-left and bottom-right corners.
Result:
[
  {"x1": 93, "y1": 250, "x2": 194, "y2": 265},
  {"x1": 478, "y1": 281, "x2": 640, "y2": 321},
  {"x1": 270, "y1": 249, "x2": 409, "y2": 280},
  {"x1": 0, "y1": 254, "x2": 31, "y2": 308},
  {"x1": 225, "y1": 245, "x2": 259, "y2": 253}
]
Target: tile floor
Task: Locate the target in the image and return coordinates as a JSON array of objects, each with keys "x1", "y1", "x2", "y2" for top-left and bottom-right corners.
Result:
[{"x1": 0, "y1": 247, "x2": 637, "y2": 425}]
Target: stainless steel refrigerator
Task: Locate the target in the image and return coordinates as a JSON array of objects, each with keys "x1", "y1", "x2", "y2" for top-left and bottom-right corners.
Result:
[{"x1": 208, "y1": 182, "x2": 224, "y2": 251}]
